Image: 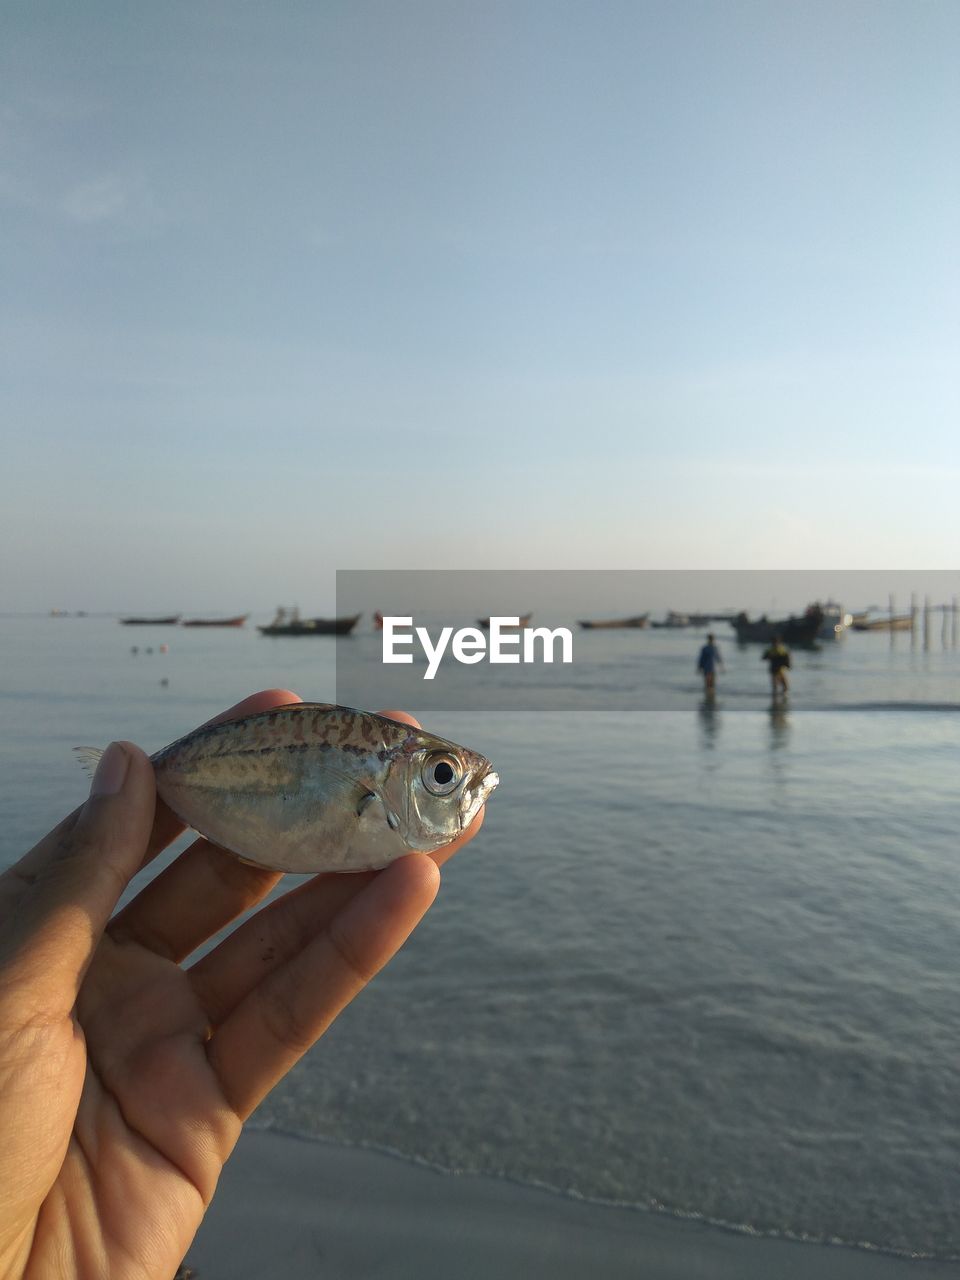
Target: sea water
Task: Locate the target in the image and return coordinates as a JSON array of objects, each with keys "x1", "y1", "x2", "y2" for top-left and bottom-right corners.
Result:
[{"x1": 1, "y1": 615, "x2": 959, "y2": 1259}]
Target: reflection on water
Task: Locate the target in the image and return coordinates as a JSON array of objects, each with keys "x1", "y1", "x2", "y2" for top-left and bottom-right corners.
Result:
[
  {"x1": 696, "y1": 695, "x2": 792, "y2": 760},
  {"x1": 696, "y1": 697, "x2": 720, "y2": 750},
  {"x1": 767, "y1": 700, "x2": 790, "y2": 748}
]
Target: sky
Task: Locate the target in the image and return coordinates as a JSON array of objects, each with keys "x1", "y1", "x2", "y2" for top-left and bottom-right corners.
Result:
[{"x1": 1, "y1": 0, "x2": 958, "y2": 612}]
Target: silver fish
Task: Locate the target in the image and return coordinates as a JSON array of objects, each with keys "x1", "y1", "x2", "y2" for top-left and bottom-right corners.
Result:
[{"x1": 77, "y1": 703, "x2": 499, "y2": 873}]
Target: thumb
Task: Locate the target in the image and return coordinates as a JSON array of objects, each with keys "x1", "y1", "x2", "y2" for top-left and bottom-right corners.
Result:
[{"x1": 7, "y1": 742, "x2": 156, "y2": 1014}]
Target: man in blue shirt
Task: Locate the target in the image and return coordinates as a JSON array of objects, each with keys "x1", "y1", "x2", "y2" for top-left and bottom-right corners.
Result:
[{"x1": 697, "y1": 632, "x2": 724, "y2": 696}]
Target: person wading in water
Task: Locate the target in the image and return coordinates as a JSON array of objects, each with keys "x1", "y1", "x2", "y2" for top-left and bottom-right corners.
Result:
[
  {"x1": 696, "y1": 632, "x2": 724, "y2": 697},
  {"x1": 762, "y1": 635, "x2": 791, "y2": 700}
]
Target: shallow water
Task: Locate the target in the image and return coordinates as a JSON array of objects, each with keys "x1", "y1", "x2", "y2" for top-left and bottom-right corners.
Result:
[{"x1": 2, "y1": 615, "x2": 959, "y2": 1258}]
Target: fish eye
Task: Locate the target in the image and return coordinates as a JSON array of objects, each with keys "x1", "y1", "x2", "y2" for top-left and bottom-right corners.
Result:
[{"x1": 422, "y1": 752, "x2": 463, "y2": 797}]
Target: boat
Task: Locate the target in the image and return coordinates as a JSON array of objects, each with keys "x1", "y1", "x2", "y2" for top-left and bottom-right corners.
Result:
[
  {"x1": 119, "y1": 615, "x2": 181, "y2": 626},
  {"x1": 258, "y1": 607, "x2": 361, "y2": 636},
  {"x1": 651, "y1": 611, "x2": 698, "y2": 629},
  {"x1": 373, "y1": 610, "x2": 384, "y2": 630},
  {"x1": 729, "y1": 603, "x2": 824, "y2": 648},
  {"x1": 477, "y1": 613, "x2": 532, "y2": 629},
  {"x1": 650, "y1": 611, "x2": 731, "y2": 629},
  {"x1": 851, "y1": 613, "x2": 913, "y2": 632},
  {"x1": 182, "y1": 614, "x2": 249, "y2": 628},
  {"x1": 578, "y1": 614, "x2": 649, "y2": 629},
  {"x1": 811, "y1": 600, "x2": 852, "y2": 639}
]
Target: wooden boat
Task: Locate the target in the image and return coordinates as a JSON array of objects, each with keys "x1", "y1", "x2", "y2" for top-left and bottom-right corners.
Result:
[
  {"x1": 182, "y1": 614, "x2": 249, "y2": 628},
  {"x1": 258, "y1": 607, "x2": 361, "y2": 636},
  {"x1": 729, "y1": 604, "x2": 823, "y2": 648},
  {"x1": 477, "y1": 613, "x2": 532, "y2": 629},
  {"x1": 650, "y1": 611, "x2": 703, "y2": 629},
  {"x1": 119, "y1": 615, "x2": 181, "y2": 626},
  {"x1": 851, "y1": 614, "x2": 913, "y2": 632},
  {"x1": 578, "y1": 614, "x2": 649, "y2": 630}
]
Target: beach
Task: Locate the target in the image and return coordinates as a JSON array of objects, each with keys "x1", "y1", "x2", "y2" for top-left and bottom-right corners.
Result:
[
  {"x1": 187, "y1": 1129, "x2": 958, "y2": 1279},
  {"x1": 3, "y1": 615, "x2": 960, "y2": 1268}
]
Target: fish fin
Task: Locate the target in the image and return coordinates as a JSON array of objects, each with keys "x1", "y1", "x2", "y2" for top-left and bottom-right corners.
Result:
[
  {"x1": 74, "y1": 746, "x2": 104, "y2": 777},
  {"x1": 355, "y1": 790, "x2": 401, "y2": 835}
]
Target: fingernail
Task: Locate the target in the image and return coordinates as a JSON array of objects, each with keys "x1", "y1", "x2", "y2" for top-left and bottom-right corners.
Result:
[{"x1": 91, "y1": 742, "x2": 130, "y2": 797}]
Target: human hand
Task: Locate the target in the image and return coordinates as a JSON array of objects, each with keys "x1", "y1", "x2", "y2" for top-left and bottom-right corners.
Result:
[{"x1": 0, "y1": 690, "x2": 482, "y2": 1279}]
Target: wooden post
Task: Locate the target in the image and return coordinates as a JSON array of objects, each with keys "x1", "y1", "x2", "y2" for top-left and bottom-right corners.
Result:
[{"x1": 911, "y1": 592, "x2": 918, "y2": 646}]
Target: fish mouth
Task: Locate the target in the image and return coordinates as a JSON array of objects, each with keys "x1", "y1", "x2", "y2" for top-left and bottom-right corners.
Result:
[{"x1": 459, "y1": 769, "x2": 499, "y2": 830}]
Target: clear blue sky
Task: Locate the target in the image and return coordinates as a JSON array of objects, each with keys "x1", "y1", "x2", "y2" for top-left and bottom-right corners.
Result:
[{"x1": 1, "y1": 1, "x2": 957, "y2": 612}]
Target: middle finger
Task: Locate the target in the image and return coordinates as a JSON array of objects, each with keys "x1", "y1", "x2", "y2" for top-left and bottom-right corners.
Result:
[
  {"x1": 108, "y1": 835, "x2": 283, "y2": 961},
  {"x1": 189, "y1": 809, "x2": 483, "y2": 1026}
]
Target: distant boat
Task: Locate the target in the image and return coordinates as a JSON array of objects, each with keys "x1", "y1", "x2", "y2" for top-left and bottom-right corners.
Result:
[
  {"x1": 650, "y1": 611, "x2": 699, "y2": 629},
  {"x1": 851, "y1": 613, "x2": 913, "y2": 632},
  {"x1": 477, "y1": 613, "x2": 532, "y2": 629},
  {"x1": 730, "y1": 604, "x2": 823, "y2": 648},
  {"x1": 119, "y1": 615, "x2": 181, "y2": 626},
  {"x1": 182, "y1": 614, "x2": 249, "y2": 628},
  {"x1": 813, "y1": 600, "x2": 852, "y2": 639},
  {"x1": 650, "y1": 611, "x2": 732, "y2": 629},
  {"x1": 258, "y1": 607, "x2": 361, "y2": 636},
  {"x1": 578, "y1": 614, "x2": 649, "y2": 630},
  {"x1": 373, "y1": 610, "x2": 384, "y2": 630}
]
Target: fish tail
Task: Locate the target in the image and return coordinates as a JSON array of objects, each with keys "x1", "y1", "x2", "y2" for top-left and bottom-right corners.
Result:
[{"x1": 74, "y1": 746, "x2": 105, "y2": 777}]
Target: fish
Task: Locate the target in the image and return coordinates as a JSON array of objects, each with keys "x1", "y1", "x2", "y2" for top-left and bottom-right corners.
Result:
[{"x1": 76, "y1": 703, "x2": 499, "y2": 873}]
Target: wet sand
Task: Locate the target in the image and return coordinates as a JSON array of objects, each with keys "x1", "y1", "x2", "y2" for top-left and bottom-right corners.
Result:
[{"x1": 185, "y1": 1129, "x2": 958, "y2": 1279}]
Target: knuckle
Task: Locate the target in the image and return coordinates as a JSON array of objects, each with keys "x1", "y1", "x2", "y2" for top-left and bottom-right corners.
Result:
[
  {"x1": 256, "y1": 977, "x2": 318, "y2": 1056},
  {"x1": 327, "y1": 922, "x2": 375, "y2": 986},
  {"x1": 46, "y1": 822, "x2": 128, "y2": 896}
]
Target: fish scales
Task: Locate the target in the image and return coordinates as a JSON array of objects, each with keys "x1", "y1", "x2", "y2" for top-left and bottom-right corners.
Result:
[{"x1": 155, "y1": 707, "x2": 415, "y2": 771}]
